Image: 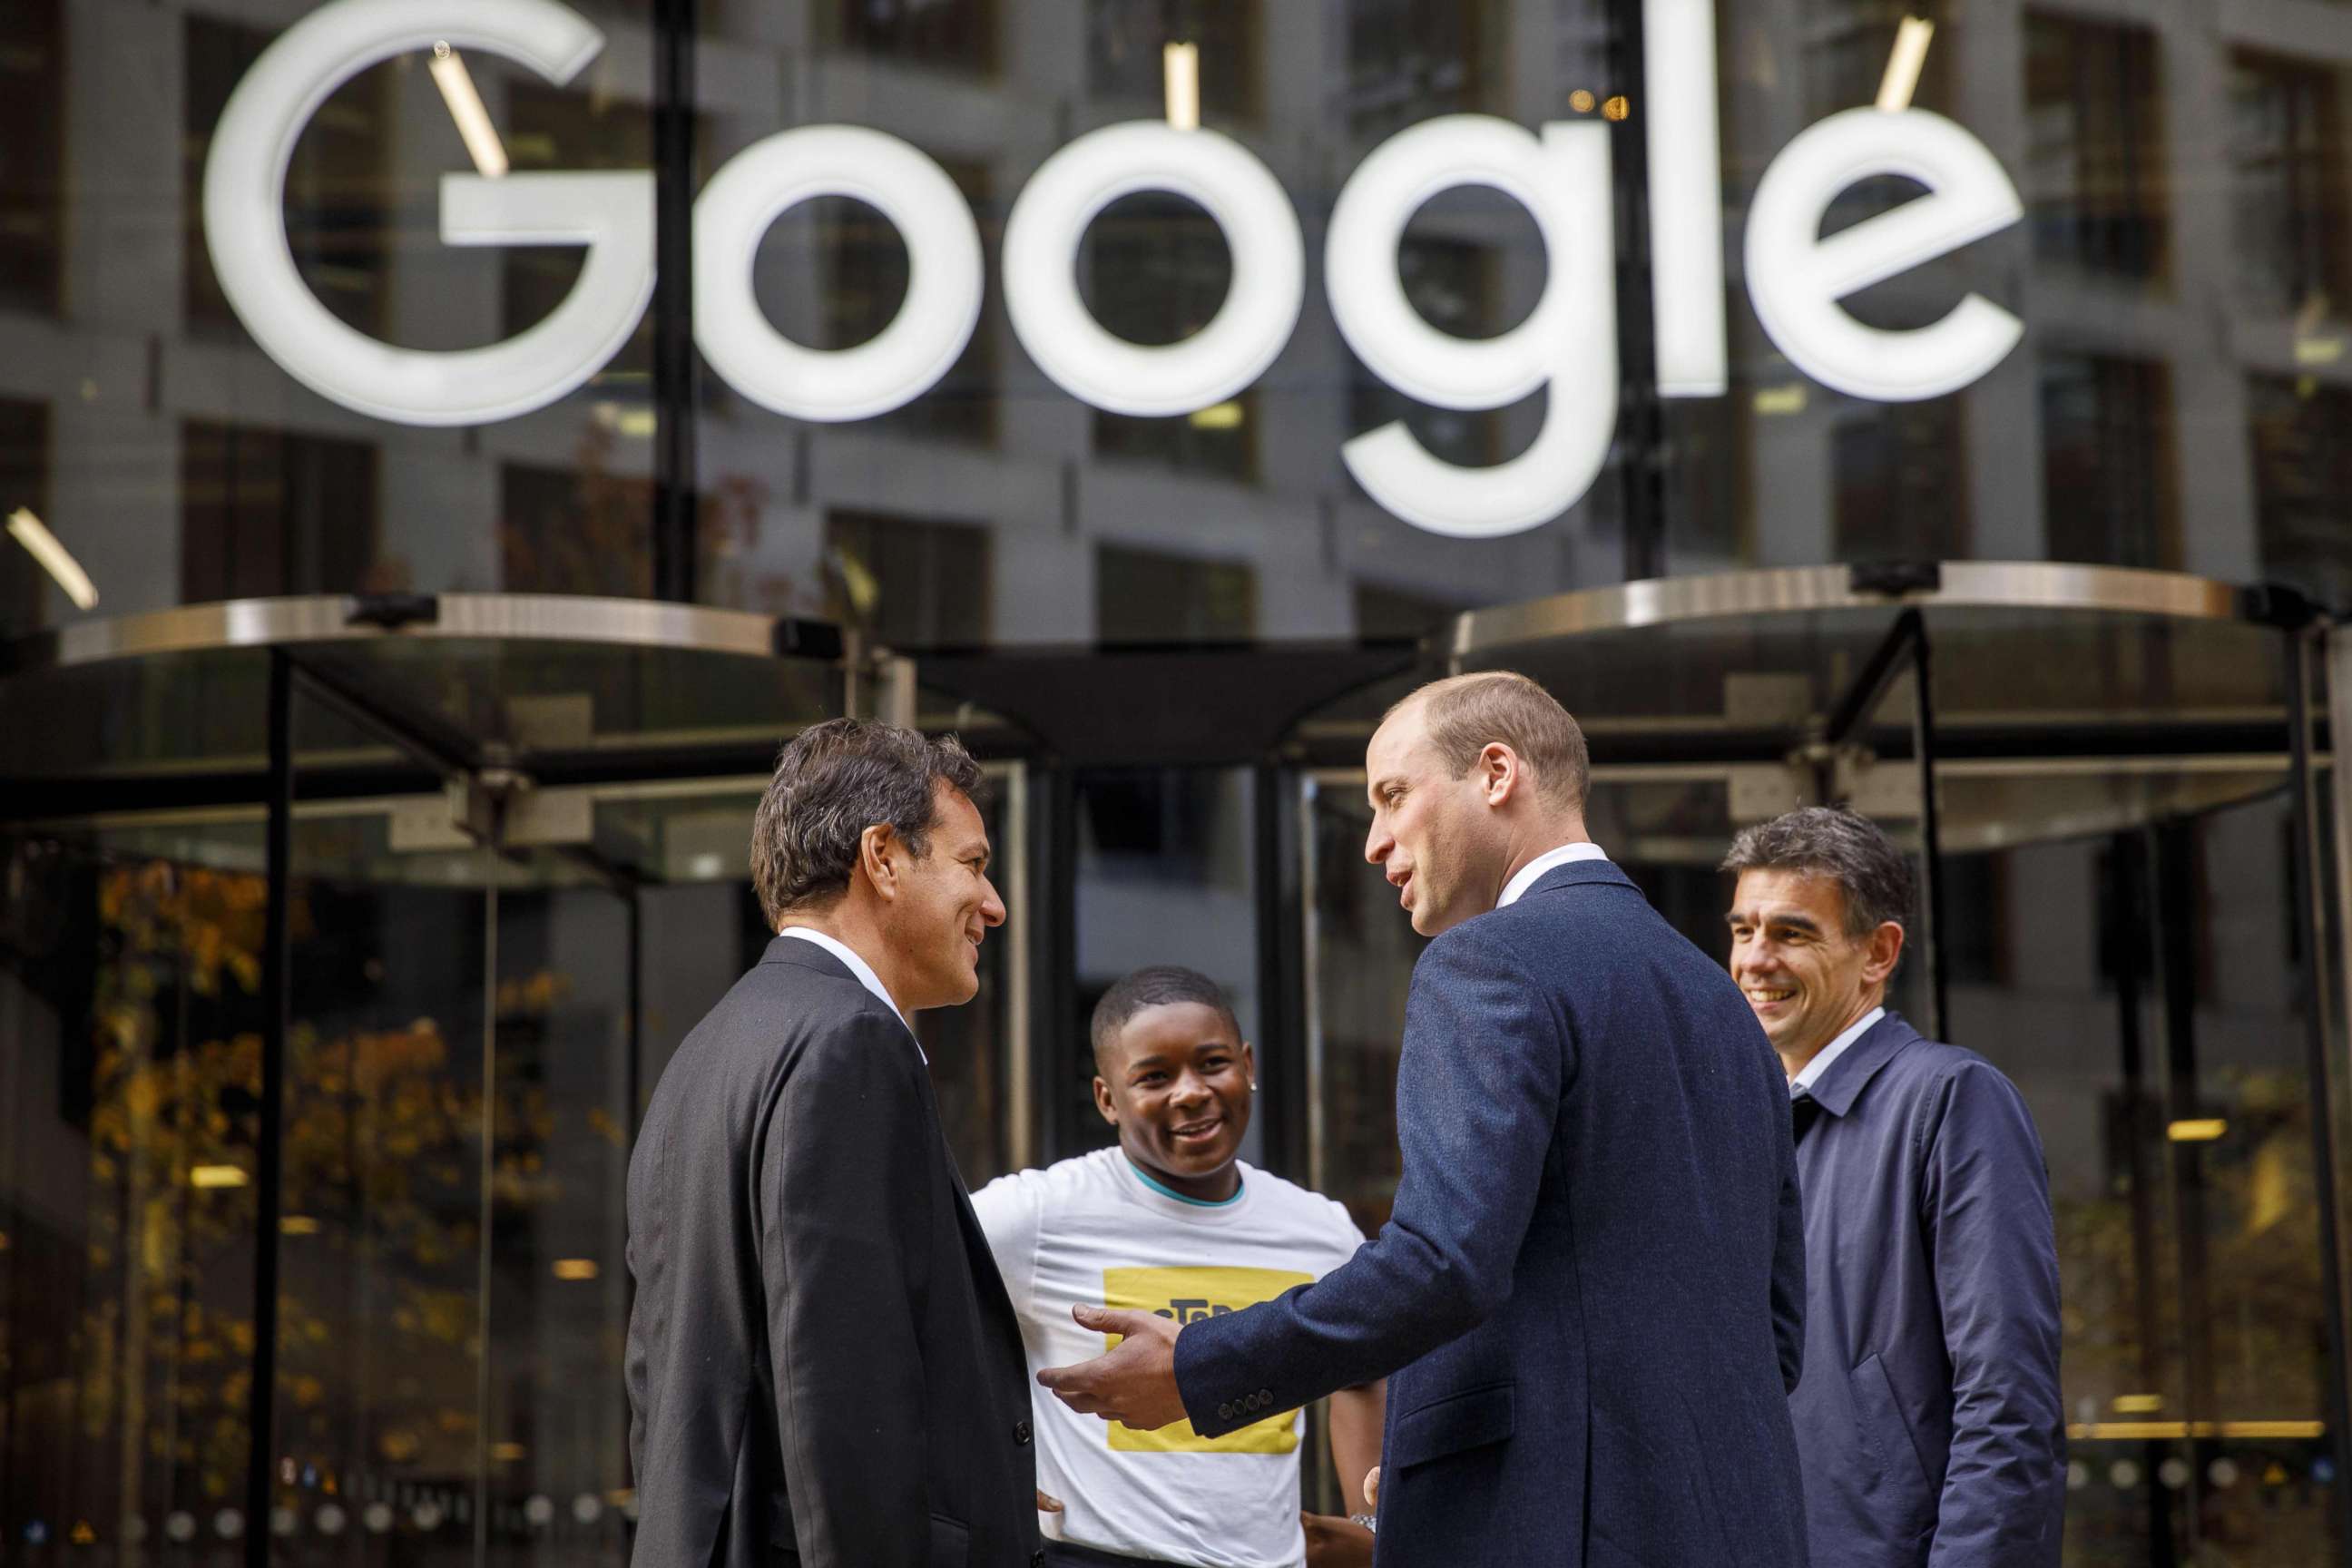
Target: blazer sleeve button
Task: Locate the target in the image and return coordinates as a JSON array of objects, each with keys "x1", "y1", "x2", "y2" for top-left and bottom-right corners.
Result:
[
  {"x1": 1014, "y1": 1419, "x2": 1032, "y2": 1445},
  {"x1": 1217, "y1": 1403, "x2": 1234, "y2": 1420}
]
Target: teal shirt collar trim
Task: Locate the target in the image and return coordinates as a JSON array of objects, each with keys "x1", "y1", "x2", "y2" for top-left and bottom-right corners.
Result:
[{"x1": 1124, "y1": 1155, "x2": 1244, "y2": 1208}]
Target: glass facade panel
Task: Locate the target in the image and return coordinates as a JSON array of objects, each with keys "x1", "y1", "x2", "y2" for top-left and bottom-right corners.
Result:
[
  {"x1": 0, "y1": 0, "x2": 2350, "y2": 638},
  {"x1": 2040, "y1": 354, "x2": 2177, "y2": 570},
  {"x1": 2024, "y1": 12, "x2": 2167, "y2": 282},
  {"x1": 0, "y1": 0, "x2": 63, "y2": 317},
  {"x1": 2, "y1": 821, "x2": 267, "y2": 1567},
  {"x1": 2230, "y1": 51, "x2": 2351, "y2": 319},
  {"x1": 13, "y1": 6, "x2": 2352, "y2": 1568},
  {"x1": 273, "y1": 758, "x2": 497, "y2": 1568},
  {"x1": 1951, "y1": 805, "x2": 2341, "y2": 1566},
  {"x1": 2250, "y1": 374, "x2": 2352, "y2": 609},
  {"x1": 1095, "y1": 543, "x2": 1256, "y2": 643}
]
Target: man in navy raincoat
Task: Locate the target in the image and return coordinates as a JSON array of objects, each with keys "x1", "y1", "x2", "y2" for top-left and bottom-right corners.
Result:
[{"x1": 1724, "y1": 807, "x2": 2064, "y2": 1568}]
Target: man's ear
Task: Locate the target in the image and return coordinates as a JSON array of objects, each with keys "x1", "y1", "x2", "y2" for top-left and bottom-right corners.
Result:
[
  {"x1": 858, "y1": 822, "x2": 901, "y2": 900},
  {"x1": 1479, "y1": 742, "x2": 1525, "y2": 806},
  {"x1": 1093, "y1": 1075, "x2": 1120, "y2": 1126},
  {"x1": 1864, "y1": 920, "x2": 1906, "y2": 986}
]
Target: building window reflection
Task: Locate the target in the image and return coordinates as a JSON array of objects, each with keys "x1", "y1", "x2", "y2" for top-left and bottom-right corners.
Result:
[
  {"x1": 1807, "y1": 0, "x2": 1953, "y2": 115},
  {"x1": 1087, "y1": 0, "x2": 1262, "y2": 122},
  {"x1": 1085, "y1": 193, "x2": 1257, "y2": 478},
  {"x1": 0, "y1": 0, "x2": 62, "y2": 316},
  {"x1": 2040, "y1": 353, "x2": 2177, "y2": 569},
  {"x1": 501, "y1": 459, "x2": 653, "y2": 600},
  {"x1": 1353, "y1": 581, "x2": 1460, "y2": 641},
  {"x1": 2249, "y1": 374, "x2": 2352, "y2": 610},
  {"x1": 1096, "y1": 542, "x2": 1255, "y2": 643},
  {"x1": 824, "y1": 507, "x2": 993, "y2": 648},
  {"x1": 180, "y1": 422, "x2": 381, "y2": 603},
  {"x1": 181, "y1": 16, "x2": 391, "y2": 340},
  {"x1": 827, "y1": 0, "x2": 999, "y2": 76},
  {"x1": 2024, "y1": 12, "x2": 2167, "y2": 282},
  {"x1": 1832, "y1": 400, "x2": 1967, "y2": 563},
  {"x1": 1347, "y1": 0, "x2": 1500, "y2": 145},
  {"x1": 2230, "y1": 50, "x2": 2351, "y2": 319}
]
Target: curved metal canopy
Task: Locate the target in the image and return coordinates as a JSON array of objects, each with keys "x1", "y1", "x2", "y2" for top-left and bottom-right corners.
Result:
[
  {"x1": 1439, "y1": 562, "x2": 2253, "y2": 660},
  {"x1": 1298, "y1": 562, "x2": 2308, "y2": 855}
]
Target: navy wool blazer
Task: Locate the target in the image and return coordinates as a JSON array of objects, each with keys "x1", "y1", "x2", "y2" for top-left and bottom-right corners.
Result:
[
  {"x1": 1173, "y1": 859, "x2": 1808, "y2": 1568},
  {"x1": 1788, "y1": 1013, "x2": 2063, "y2": 1568}
]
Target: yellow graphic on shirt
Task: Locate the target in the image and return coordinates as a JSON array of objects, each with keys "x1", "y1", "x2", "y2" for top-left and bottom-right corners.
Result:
[{"x1": 1101, "y1": 1266, "x2": 1313, "y2": 1453}]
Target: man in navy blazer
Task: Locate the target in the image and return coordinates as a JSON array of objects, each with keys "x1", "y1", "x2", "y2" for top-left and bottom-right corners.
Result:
[
  {"x1": 1723, "y1": 808, "x2": 2063, "y2": 1567},
  {"x1": 1040, "y1": 672, "x2": 1808, "y2": 1568}
]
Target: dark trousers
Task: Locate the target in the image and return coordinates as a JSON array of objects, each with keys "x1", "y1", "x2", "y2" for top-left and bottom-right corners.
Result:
[{"x1": 1042, "y1": 1540, "x2": 1193, "y2": 1568}]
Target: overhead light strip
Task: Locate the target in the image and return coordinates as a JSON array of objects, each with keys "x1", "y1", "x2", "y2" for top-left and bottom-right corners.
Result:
[
  {"x1": 429, "y1": 43, "x2": 510, "y2": 178},
  {"x1": 1877, "y1": 17, "x2": 1936, "y2": 113},
  {"x1": 6, "y1": 508, "x2": 97, "y2": 609},
  {"x1": 1163, "y1": 42, "x2": 1200, "y2": 132}
]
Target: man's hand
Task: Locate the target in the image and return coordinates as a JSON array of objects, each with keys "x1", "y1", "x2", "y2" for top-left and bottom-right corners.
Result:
[
  {"x1": 1035, "y1": 1305, "x2": 1189, "y2": 1430},
  {"x1": 1035, "y1": 1490, "x2": 1063, "y2": 1515},
  {"x1": 1363, "y1": 1466, "x2": 1379, "y2": 1512},
  {"x1": 1301, "y1": 1513, "x2": 1375, "y2": 1568}
]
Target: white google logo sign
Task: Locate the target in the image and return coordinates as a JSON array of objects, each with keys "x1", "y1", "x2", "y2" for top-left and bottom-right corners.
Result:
[{"x1": 206, "y1": 0, "x2": 2025, "y2": 540}]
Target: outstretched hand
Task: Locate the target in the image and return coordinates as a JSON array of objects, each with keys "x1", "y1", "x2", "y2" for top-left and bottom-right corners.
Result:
[
  {"x1": 1034, "y1": 1305, "x2": 1189, "y2": 1430},
  {"x1": 1301, "y1": 1512, "x2": 1375, "y2": 1568}
]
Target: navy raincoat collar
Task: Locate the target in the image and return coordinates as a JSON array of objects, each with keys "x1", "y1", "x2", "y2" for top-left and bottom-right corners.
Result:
[{"x1": 1806, "y1": 1008, "x2": 1921, "y2": 1118}]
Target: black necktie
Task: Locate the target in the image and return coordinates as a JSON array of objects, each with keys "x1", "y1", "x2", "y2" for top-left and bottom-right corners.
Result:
[{"x1": 1790, "y1": 1093, "x2": 1825, "y2": 1146}]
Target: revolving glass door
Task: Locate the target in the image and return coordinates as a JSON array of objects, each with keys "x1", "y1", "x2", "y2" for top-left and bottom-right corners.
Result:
[{"x1": 0, "y1": 596, "x2": 1026, "y2": 1568}]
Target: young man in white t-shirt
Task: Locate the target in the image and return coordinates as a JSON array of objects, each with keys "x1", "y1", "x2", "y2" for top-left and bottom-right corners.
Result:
[{"x1": 972, "y1": 966, "x2": 1384, "y2": 1568}]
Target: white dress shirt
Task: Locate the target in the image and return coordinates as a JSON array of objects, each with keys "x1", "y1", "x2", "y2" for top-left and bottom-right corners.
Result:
[
  {"x1": 1789, "y1": 1005, "x2": 1885, "y2": 1098},
  {"x1": 778, "y1": 926, "x2": 926, "y2": 1063},
  {"x1": 1498, "y1": 841, "x2": 1612, "y2": 908}
]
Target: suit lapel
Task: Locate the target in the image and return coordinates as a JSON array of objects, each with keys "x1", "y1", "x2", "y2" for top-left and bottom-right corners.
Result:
[{"x1": 908, "y1": 1064, "x2": 1026, "y2": 1351}]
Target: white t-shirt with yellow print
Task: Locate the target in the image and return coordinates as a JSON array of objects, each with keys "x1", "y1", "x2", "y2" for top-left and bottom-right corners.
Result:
[{"x1": 971, "y1": 1147, "x2": 1367, "y2": 1568}]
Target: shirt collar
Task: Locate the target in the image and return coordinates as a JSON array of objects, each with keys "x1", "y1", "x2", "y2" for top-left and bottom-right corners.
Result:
[
  {"x1": 1498, "y1": 841, "x2": 1611, "y2": 908},
  {"x1": 1790, "y1": 1005, "x2": 1885, "y2": 1098},
  {"x1": 777, "y1": 926, "x2": 926, "y2": 1063}
]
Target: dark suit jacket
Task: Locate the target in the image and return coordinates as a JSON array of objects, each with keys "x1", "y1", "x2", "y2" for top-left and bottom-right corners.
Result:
[
  {"x1": 1788, "y1": 1013, "x2": 2063, "y2": 1568},
  {"x1": 625, "y1": 936, "x2": 1041, "y2": 1568},
  {"x1": 1173, "y1": 859, "x2": 1808, "y2": 1568}
]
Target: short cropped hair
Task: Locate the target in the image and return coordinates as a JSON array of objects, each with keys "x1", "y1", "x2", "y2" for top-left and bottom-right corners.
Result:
[
  {"x1": 750, "y1": 719, "x2": 986, "y2": 925},
  {"x1": 1090, "y1": 965, "x2": 1240, "y2": 1074},
  {"x1": 1719, "y1": 806, "x2": 1912, "y2": 938},
  {"x1": 1388, "y1": 671, "x2": 1591, "y2": 811}
]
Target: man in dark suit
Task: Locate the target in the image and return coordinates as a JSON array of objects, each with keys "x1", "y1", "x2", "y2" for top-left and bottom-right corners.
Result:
[
  {"x1": 1038, "y1": 672, "x2": 1808, "y2": 1568},
  {"x1": 625, "y1": 719, "x2": 1043, "y2": 1568},
  {"x1": 1723, "y1": 807, "x2": 2063, "y2": 1568}
]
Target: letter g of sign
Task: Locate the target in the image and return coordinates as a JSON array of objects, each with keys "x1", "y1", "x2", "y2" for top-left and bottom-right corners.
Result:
[{"x1": 201, "y1": 0, "x2": 655, "y2": 426}]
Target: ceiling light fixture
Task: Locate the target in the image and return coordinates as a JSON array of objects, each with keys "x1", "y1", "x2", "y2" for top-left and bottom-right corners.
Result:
[{"x1": 1163, "y1": 43, "x2": 1200, "y2": 132}]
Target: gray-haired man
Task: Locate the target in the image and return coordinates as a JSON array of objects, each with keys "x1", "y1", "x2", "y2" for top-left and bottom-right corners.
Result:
[
  {"x1": 626, "y1": 720, "x2": 1043, "y2": 1568},
  {"x1": 1723, "y1": 807, "x2": 2064, "y2": 1568}
]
